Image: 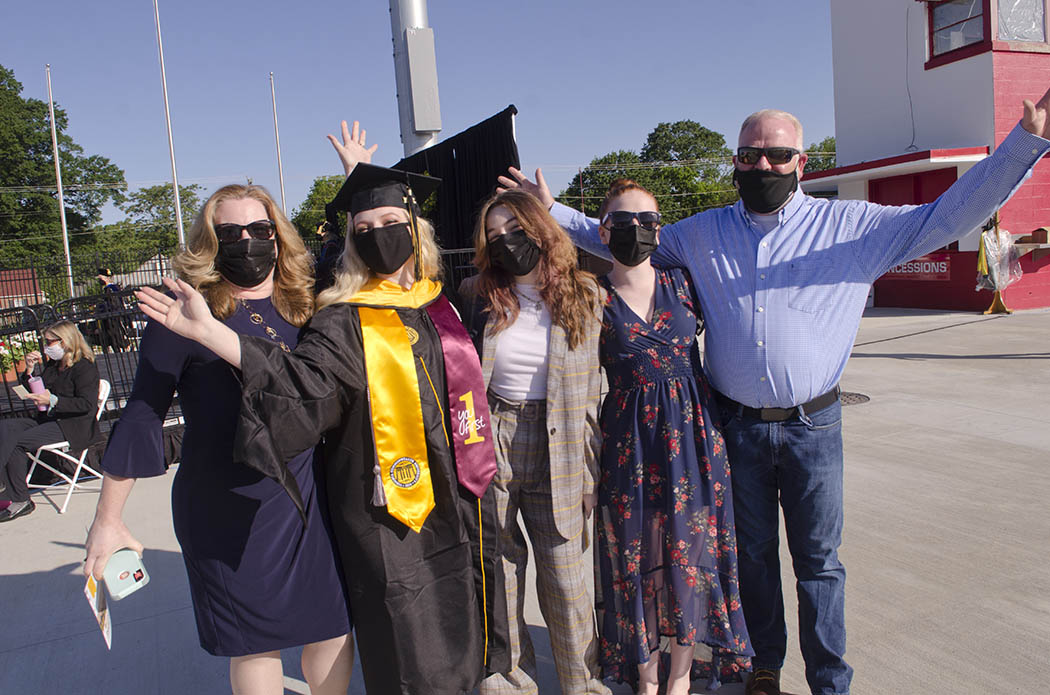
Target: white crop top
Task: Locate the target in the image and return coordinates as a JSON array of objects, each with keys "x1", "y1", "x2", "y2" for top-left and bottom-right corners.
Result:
[{"x1": 488, "y1": 282, "x2": 551, "y2": 401}]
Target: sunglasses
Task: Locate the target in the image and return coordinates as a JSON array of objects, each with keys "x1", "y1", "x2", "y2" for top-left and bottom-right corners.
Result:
[
  {"x1": 736, "y1": 147, "x2": 801, "y2": 166},
  {"x1": 600, "y1": 210, "x2": 662, "y2": 232},
  {"x1": 214, "y1": 219, "x2": 276, "y2": 244},
  {"x1": 44, "y1": 336, "x2": 61, "y2": 346}
]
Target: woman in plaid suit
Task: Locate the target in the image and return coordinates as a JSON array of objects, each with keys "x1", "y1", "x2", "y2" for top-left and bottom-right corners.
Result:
[{"x1": 463, "y1": 189, "x2": 610, "y2": 695}]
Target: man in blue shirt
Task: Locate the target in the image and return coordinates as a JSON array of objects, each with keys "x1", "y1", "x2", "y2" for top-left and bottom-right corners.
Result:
[{"x1": 499, "y1": 89, "x2": 1050, "y2": 695}]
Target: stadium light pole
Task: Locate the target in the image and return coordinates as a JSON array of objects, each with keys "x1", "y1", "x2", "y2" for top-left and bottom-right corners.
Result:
[{"x1": 389, "y1": 0, "x2": 442, "y2": 156}]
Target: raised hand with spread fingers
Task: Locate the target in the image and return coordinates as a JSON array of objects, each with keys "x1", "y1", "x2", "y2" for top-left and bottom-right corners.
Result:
[
  {"x1": 327, "y1": 120, "x2": 378, "y2": 176},
  {"x1": 496, "y1": 166, "x2": 555, "y2": 210}
]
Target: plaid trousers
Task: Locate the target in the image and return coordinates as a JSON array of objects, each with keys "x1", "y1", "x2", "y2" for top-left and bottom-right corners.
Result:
[{"x1": 479, "y1": 393, "x2": 609, "y2": 695}]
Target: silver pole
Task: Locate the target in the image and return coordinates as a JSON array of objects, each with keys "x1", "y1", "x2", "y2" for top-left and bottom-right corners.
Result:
[
  {"x1": 45, "y1": 65, "x2": 75, "y2": 300},
  {"x1": 389, "y1": 0, "x2": 441, "y2": 156},
  {"x1": 153, "y1": 0, "x2": 185, "y2": 247},
  {"x1": 269, "y1": 72, "x2": 286, "y2": 213}
]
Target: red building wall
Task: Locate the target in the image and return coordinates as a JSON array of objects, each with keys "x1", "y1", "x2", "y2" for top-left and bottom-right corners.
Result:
[{"x1": 993, "y1": 50, "x2": 1050, "y2": 308}]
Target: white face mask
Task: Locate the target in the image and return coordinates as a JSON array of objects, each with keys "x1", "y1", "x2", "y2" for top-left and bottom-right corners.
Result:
[{"x1": 44, "y1": 344, "x2": 65, "y2": 361}]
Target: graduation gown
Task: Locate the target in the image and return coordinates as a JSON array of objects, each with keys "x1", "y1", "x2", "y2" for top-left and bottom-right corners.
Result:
[{"x1": 233, "y1": 295, "x2": 508, "y2": 695}]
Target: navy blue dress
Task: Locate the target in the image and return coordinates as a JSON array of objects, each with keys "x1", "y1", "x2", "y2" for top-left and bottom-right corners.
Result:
[
  {"x1": 596, "y1": 268, "x2": 752, "y2": 684},
  {"x1": 101, "y1": 297, "x2": 350, "y2": 657}
]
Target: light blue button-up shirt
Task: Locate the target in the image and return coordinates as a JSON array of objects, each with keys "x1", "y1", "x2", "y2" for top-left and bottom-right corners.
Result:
[{"x1": 552, "y1": 123, "x2": 1050, "y2": 408}]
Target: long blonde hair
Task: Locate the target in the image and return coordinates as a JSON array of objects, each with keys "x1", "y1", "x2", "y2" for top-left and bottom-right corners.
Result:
[
  {"x1": 44, "y1": 320, "x2": 95, "y2": 368},
  {"x1": 317, "y1": 213, "x2": 444, "y2": 308},
  {"x1": 473, "y1": 190, "x2": 599, "y2": 350},
  {"x1": 172, "y1": 184, "x2": 315, "y2": 327}
]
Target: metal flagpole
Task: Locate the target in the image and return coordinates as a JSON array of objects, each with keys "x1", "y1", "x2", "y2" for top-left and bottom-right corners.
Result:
[
  {"x1": 269, "y1": 72, "x2": 286, "y2": 213},
  {"x1": 45, "y1": 65, "x2": 74, "y2": 299},
  {"x1": 153, "y1": 0, "x2": 185, "y2": 247}
]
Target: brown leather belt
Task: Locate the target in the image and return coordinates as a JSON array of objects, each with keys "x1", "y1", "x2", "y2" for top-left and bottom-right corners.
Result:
[{"x1": 716, "y1": 386, "x2": 841, "y2": 422}]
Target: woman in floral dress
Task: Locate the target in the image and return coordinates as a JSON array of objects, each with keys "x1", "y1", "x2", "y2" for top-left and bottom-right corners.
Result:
[{"x1": 594, "y1": 179, "x2": 752, "y2": 694}]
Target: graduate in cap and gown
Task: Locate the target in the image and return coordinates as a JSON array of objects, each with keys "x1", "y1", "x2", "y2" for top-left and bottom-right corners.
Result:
[{"x1": 135, "y1": 126, "x2": 508, "y2": 694}]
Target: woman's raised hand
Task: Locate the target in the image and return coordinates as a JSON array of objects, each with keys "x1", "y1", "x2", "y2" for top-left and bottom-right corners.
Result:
[
  {"x1": 327, "y1": 120, "x2": 378, "y2": 176},
  {"x1": 136, "y1": 278, "x2": 218, "y2": 345}
]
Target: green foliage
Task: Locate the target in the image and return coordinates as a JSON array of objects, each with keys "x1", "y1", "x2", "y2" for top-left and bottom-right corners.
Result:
[
  {"x1": 72, "y1": 183, "x2": 200, "y2": 260},
  {"x1": 0, "y1": 63, "x2": 126, "y2": 265},
  {"x1": 556, "y1": 120, "x2": 738, "y2": 224},
  {"x1": 805, "y1": 136, "x2": 836, "y2": 172},
  {"x1": 291, "y1": 175, "x2": 345, "y2": 239}
]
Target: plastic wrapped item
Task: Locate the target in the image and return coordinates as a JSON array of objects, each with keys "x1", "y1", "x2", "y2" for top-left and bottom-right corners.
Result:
[
  {"x1": 999, "y1": 0, "x2": 1046, "y2": 42},
  {"x1": 976, "y1": 227, "x2": 1023, "y2": 291}
]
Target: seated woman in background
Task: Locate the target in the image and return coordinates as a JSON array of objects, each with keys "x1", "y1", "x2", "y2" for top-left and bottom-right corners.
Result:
[
  {"x1": 83, "y1": 184, "x2": 353, "y2": 695},
  {"x1": 0, "y1": 320, "x2": 100, "y2": 523},
  {"x1": 129, "y1": 121, "x2": 506, "y2": 695},
  {"x1": 593, "y1": 180, "x2": 751, "y2": 694}
]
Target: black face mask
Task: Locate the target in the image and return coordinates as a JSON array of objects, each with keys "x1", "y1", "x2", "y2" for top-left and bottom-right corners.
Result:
[
  {"x1": 488, "y1": 230, "x2": 540, "y2": 277},
  {"x1": 607, "y1": 224, "x2": 658, "y2": 267},
  {"x1": 216, "y1": 238, "x2": 276, "y2": 288},
  {"x1": 354, "y1": 222, "x2": 414, "y2": 275},
  {"x1": 733, "y1": 168, "x2": 798, "y2": 214}
]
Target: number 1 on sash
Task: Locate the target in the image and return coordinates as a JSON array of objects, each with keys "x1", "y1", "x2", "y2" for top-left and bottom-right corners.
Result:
[{"x1": 459, "y1": 391, "x2": 485, "y2": 444}]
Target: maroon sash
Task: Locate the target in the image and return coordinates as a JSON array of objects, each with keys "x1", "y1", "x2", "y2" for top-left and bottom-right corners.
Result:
[{"x1": 426, "y1": 295, "x2": 497, "y2": 497}]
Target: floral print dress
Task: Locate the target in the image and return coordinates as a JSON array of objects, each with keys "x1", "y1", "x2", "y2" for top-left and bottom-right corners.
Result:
[{"x1": 596, "y1": 267, "x2": 752, "y2": 686}]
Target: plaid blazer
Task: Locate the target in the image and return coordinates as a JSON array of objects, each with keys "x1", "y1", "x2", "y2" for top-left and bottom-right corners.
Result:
[{"x1": 461, "y1": 279, "x2": 604, "y2": 539}]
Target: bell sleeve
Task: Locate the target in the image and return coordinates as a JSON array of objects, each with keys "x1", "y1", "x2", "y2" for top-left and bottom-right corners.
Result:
[
  {"x1": 233, "y1": 305, "x2": 365, "y2": 517},
  {"x1": 101, "y1": 320, "x2": 188, "y2": 478}
]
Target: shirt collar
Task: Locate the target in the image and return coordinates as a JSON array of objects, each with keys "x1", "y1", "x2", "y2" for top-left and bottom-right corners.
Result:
[{"x1": 736, "y1": 185, "x2": 806, "y2": 232}]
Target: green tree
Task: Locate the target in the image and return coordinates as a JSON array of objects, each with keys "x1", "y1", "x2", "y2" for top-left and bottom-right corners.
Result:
[
  {"x1": 805, "y1": 136, "x2": 836, "y2": 172},
  {"x1": 75, "y1": 183, "x2": 201, "y2": 263},
  {"x1": 0, "y1": 63, "x2": 126, "y2": 265},
  {"x1": 291, "y1": 175, "x2": 345, "y2": 239},
  {"x1": 120, "y1": 182, "x2": 202, "y2": 249},
  {"x1": 556, "y1": 120, "x2": 737, "y2": 224},
  {"x1": 641, "y1": 120, "x2": 731, "y2": 178}
]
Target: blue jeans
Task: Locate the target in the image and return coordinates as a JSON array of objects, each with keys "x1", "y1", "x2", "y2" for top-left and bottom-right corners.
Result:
[{"x1": 721, "y1": 399, "x2": 852, "y2": 695}]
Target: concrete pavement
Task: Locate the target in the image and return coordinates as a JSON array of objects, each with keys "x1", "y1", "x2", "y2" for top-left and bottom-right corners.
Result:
[{"x1": 1, "y1": 306, "x2": 1047, "y2": 694}]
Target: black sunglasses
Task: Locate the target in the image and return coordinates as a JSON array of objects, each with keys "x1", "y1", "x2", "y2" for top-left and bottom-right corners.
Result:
[
  {"x1": 736, "y1": 147, "x2": 801, "y2": 166},
  {"x1": 214, "y1": 219, "x2": 276, "y2": 244},
  {"x1": 601, "y1": 210, "x2": 662, "y2": 232},
  {"x1": 43, "y1": 336, "x2": 62, "y2": 346}
]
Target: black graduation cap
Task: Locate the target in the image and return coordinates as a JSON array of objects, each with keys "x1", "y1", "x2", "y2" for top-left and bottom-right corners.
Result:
[{"x1": 329, "y1": 163, "x2": 441, "y2": 219}]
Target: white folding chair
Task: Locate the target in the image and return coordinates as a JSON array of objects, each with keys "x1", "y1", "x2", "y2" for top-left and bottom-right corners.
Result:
[{"x1": 25, "y1": 378, "x2": 110, "y2": 514}]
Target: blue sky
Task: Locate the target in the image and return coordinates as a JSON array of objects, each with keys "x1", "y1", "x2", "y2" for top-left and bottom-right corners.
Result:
[{"x1": 2, "y1": 1, "x2": 835, "y2": 224}]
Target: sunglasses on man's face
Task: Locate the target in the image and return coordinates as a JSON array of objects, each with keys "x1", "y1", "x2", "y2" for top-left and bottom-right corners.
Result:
[
  {"x1": 736, "y1": 146, "x2": 801, "y2": 166},
  {"x1": 214, "y1": 219, "x2": 276, "y2": 244},
  {"x1": 600, "y1": 210, "x2": 662, "y2": 232}
]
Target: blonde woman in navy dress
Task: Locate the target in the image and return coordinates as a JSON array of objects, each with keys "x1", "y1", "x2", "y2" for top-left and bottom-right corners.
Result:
[{"x1": 83, "y1": 185, "x2": 352, "y2": 695}]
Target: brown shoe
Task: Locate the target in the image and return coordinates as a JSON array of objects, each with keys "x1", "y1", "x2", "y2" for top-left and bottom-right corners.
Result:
[{"x1": 745, "y1": 668, "x2": 781, "y2": 695}]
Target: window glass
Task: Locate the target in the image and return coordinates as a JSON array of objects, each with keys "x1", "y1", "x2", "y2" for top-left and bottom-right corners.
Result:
[
  {"x1": 931, "y1": 0, "x2": 985, "y2": 55},
  {"x1": 998, "y1": 0, "x2": 1046, "y2": 42},
  {"x1": 932, "y1": 0, "x2": 982, "y2": 30},
  {"x1": 933, "y1": 16, "x2": 985, "y2": 53}
]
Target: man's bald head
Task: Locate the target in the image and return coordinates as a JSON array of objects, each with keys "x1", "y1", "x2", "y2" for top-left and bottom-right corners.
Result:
[{"x1": 739, "y1": 109, "x2": 804, "y2": 150}]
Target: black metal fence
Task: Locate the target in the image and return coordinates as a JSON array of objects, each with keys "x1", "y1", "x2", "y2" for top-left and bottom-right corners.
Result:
[{"x1": 0, "y1": 244, "x2": 480, "y2": 427}]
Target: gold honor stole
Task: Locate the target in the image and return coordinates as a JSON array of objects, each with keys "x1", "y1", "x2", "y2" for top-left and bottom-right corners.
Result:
[{"x1": 350, "y1": 278, "x2": 496, "y2": 533}]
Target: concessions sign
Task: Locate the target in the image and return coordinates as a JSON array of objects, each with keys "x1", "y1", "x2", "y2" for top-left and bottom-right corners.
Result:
[{"x1": 883, "y1": 253, "x2": 951, "y2": 281}]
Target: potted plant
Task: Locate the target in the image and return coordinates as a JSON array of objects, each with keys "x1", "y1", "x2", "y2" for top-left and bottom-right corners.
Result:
[{"x1": 1, "y1": 336, "x2": 27, "y2": 382}]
